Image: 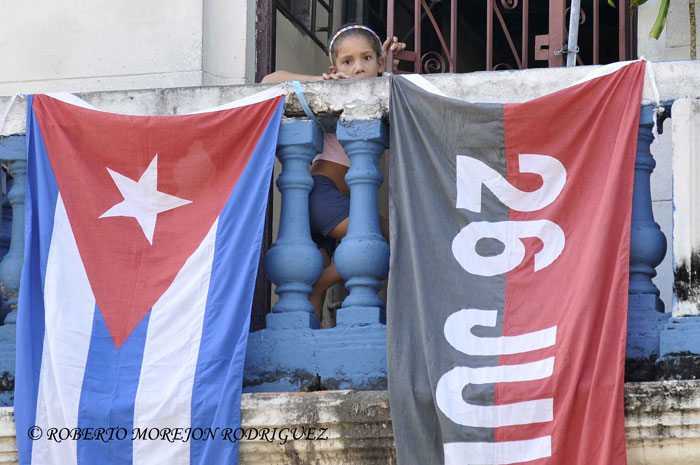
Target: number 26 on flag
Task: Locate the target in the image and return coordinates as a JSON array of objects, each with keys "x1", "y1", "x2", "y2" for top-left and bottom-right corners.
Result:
[{"x1": 452, "y1": 154, "x2": 567, "y2": 276}]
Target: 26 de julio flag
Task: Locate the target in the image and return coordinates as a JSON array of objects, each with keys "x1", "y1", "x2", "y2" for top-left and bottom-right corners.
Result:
[
  {"x1": 388, "y1": 61, "x2": 645, "y2": 465},
  {"x1": 16, "y1": 89, "x2": 284, "y2": 465}
]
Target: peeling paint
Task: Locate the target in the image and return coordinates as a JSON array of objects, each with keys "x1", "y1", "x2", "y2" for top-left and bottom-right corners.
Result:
[
  {"x1": 674, "y1": 251, "x2": 700, "y2": 304},
  {"x1": 0, "y1": 371, "x2": 12, "y2": 392},
  {"x1": 657, "y1": 352, "x2": 700, "y2": 380}
]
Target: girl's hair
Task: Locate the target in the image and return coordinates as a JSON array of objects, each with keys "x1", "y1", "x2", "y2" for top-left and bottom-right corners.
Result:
[{"x1": 328, "y1": 24, "x2": 382, "y2": 65}]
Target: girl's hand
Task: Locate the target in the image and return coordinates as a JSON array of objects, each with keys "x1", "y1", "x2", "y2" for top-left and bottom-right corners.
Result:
[
  {"x1": 382, "y1": 36, "x2": 407, "y2": 68},
  {"x1": 322, "y1": 72, "x2": 351, "y2": 80}
]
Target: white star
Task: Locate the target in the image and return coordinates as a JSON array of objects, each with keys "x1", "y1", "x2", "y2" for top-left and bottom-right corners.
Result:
[{"x1": 99, "y1": 155, "x2": 192, "y2": 244}]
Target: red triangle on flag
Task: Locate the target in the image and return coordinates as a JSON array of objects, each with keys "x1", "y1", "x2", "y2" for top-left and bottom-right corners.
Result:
[{"x1": 33, "y1": 94, "x2": 282, "y2": 348}]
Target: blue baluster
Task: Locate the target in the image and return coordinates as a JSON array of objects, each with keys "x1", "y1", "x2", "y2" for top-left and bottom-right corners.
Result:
[
  {"x1": 0, "y1": 136, "x2": 27, "y2": 325},
  {"x1": 629, "y1": 107, "x2": 667, "y2": 312},
  {"x1": 264, "y1": 119, "x2": 324, "y2": 330},
  {"x1": 334, "y1": 120, "x2": 390, "y2": 326},
  {"x1": 245, "y1": 120, "x2": 388, "y2": 392},
  {"x1": 626, "y1": 107, "x2": 670, "y2": 379}
]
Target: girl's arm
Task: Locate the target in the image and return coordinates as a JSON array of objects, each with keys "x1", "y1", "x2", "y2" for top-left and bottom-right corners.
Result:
[
  {"x1": 261, "y1": 70, "x2": 322, "y2": 83},
  {"x1": 261, "y1": 70, "x2": 351, "y2": 83}
]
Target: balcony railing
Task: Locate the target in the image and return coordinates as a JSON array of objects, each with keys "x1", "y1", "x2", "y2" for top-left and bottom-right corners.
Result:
[
  {"x1": 0, "y1": 62, "x2": 699, "y2": 397},
  {"x1": 245, "y1": 102, "x2": 672, "y2": 391}
]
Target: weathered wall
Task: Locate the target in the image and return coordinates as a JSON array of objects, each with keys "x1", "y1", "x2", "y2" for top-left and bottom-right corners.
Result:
[
  {"x1": 638, "y1": 0, "x2": 695, "y2": 61},
  {"x1": 273, "y1": 6, "x2": 345, "y2": 78},
  {"x1": 0, "y1": 383, "x2": 699, "y2": 465},
  {"x1": 275, "y1": 14, "x2": 331, "y2": 77},
  {"x1": 0, "y1": 0, "x2": 256, "y2": 96},
  {"x1": 202, "y1": 0, "x2": 257, "y2": 86}
]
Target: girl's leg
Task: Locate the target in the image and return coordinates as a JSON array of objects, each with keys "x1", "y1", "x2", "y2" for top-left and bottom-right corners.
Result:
[
  {"x1": 309, "y1": 247, "x2": 330, "y2": 320},
  {"x1": 380, "y1": 215, "x2": 389, "y2": 242},
  {"x1": 330, "y1": 216, "x2": 386, "y2": 240},
  {"x1": 310, "y1": 213, "x2": 389, "y2": 321},
  {"x1": 327, "y1": 217, "x2": 349, "y2": 239},
  {"x1": 310, "y1": 263, "x2": 343, "y2": 321},
  {"x1": 310, "y1": 218, "x2": 349, "y2": 321}
]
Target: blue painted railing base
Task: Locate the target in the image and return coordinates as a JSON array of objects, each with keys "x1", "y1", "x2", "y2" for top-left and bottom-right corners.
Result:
[
  {"x1": 0, "y1": 323, "x2": 15, "y2": 406},
  {"x1": 266, "y1": 311, "x2": 320, "y2": 330},
  {"x1": 628, "y1": 294, "x2": 665, "y2": 315},
  {"x1": 625, "y1": 306, "x2": 669, "y2": 381},
  {"x1": 336, "y1": 307, "x2": 382, "y2": 327},
  {"x1": 660, "y1": 317, "x2": 700, "y2": 356},
  {"x1": 626, "y1": 305, "x2": 669, "y2": 360},
  {"x1": 243, "y1": 323, "x2": 387, "y2": 393}
]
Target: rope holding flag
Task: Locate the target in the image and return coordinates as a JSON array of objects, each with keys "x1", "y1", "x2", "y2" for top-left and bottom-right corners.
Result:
[
  {"x1": 287, "y1": 80, "x2": 325, "y2": 132},
  {"x1": 642, "y1": 58, "x2": 665, "y2": 139}
]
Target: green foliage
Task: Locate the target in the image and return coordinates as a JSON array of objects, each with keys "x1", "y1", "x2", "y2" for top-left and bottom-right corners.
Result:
[
  {"x1": 649, "y1": 0, "x2": 670, "y2": 39},
  {"x1": 607, "y1": 0, "x2": 669, "y2": 39}
]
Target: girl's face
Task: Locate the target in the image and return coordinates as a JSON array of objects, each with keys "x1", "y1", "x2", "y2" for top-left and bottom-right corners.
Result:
[{"x1": 330, "y1": 35, "x2": 385, "y2": 78}]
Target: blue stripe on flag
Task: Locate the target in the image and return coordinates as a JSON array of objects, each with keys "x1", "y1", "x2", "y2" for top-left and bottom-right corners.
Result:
[
  {"x1": 16, "y1": 95, "x2": 60, "y2": 464},
  {"x1": 76, "y1": 307, "x2": 150, "y2": 465},
  {"x1": 189, "y1": 100, "x2": 283, "y2": 464}
]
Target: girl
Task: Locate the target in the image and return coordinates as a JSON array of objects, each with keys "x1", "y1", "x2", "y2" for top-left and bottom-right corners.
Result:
[{"x1": 263, "y1": 25, "x2": 404, "y2": 322}]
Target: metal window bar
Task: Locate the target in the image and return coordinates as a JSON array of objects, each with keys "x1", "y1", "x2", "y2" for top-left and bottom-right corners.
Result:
[
  {"x1": 386, "y1": 0, "x2": 456, "y2": 74},
  {"x1": 487, "y1": 0, "x2": 530, "y2": 70},
  {"x1": 386, "y1": 0, "x2": 633, "y2": 73},
  {"x1": 488, "y1": 0, "x2": 632, "y2": 70}
]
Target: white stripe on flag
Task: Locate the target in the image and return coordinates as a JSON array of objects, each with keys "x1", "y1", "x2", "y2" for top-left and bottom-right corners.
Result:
[
  {"x1": 44, "y1": 87, "x2": 284, "y2": 116},
  {"x1": 132, "y1": 218, "x2": 219, "y2": 465},
  {"x1": 186, "y1": 87, "x2": 285, "y2": 113},
  {"x1": 444, "y1": 437, "x2": 552, "y2": 465},
  {"x1": 32, "y1": 196, "x2": 96, "y2": 465},
  {"x1": 435, "y1": 361, "x2": 554, "y2": 428},
  {"x1": 570, "y1": 59, "x2": 641, "y2": 86},
  {"x1": 400, "y1": 74, "x2": 448, "y2": 97}
]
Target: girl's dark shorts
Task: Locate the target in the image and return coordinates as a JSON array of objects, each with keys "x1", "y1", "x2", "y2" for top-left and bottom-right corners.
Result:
[{"x1": 309, "y1": 175, "x2": 349, "y2": 255}]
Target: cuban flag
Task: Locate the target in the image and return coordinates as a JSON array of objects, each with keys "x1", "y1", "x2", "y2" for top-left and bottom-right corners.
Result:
[{"x1": 15, "y1": 89, "x2": 284, "y2": 464}]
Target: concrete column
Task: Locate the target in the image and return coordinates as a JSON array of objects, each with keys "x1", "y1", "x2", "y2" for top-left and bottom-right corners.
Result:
[
  {"x1": 670, "y1": 99, "x2": 700, "y2": 316},
  {"x1": 264, "y1": 119, "x2": 324, "y2": 330},
  {"x1": 626, "y1": 107, "x2": 670, "y2": 380},
  {"x1": 659, "y1": 98, "x2": 700, "y2": 376},
  {"x1": 202, "y1": 0, "x2": 254, "y2": 85},
  {"x1": 0, "y1": 136, "x2": 27, "y2": 325},
  {"x1": 335, "y1": 120, "x2": 390, "y2": 326}
]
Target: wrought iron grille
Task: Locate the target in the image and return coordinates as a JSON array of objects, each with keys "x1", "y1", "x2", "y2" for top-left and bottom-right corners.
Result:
[
  {"x1": 489, "y1": 0, "x2": 635, "y2": 70},
  {"x1": 386, "y1": 0, "x2": 457, "y2": 74},
  {"x1": 383, "y1": 0, "x2": 635, "y2": 74}
]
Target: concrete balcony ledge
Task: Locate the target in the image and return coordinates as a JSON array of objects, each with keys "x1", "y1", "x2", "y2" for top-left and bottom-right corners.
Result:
[
  {"x1": 239, "y1": 390, "x2": 394, "y2": 465},
  {"x1": 0, "y1": 381, "x2": 699, "y2": 464},
  {"x1": 2, "y1": 61, "x2": 700, "y2": 136},
  {"x1": 625, "y1": 380, "x2": 700, "y2": 464}
]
